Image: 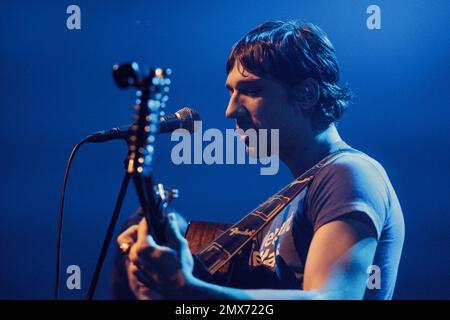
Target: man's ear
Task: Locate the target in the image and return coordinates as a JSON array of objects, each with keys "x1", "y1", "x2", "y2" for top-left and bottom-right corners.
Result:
[{"x1": 295, "y1": 78, "x2": 320, "y2": 112}]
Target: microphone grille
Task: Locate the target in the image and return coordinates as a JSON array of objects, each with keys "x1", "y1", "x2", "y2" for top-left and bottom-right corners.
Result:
[
  {"x1": 176, "y1": 107, "x2": 201, "y2": 122},
  {"x1": 176, "y1": 107, "x2": 201, "y2": 133}
]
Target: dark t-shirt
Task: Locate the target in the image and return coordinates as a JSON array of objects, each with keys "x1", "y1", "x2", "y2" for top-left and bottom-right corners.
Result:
[{"x1": 227, "y1": 146, "x2": 405, "y2": 300}]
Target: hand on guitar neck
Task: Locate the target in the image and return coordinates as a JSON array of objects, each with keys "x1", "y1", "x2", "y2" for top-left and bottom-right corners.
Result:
[{"x1": 117, "y1": 212, "x2": 195, "y2": 300}]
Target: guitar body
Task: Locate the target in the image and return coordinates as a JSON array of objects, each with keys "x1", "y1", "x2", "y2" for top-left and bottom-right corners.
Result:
[
  {"x1": 185, "y1": 220, "x2": 230, "y2": 253},
  {"x1": 185, "y1": 221, "x2": 232, "y2": 282}
]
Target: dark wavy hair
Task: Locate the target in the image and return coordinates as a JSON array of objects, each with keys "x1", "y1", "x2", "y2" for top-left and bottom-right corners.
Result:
[{"x1": 226, "y1": 20, "x2": 352, "y2": 130}]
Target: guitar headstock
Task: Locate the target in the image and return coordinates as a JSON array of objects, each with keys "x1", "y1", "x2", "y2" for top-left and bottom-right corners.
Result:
[{"x1": 113, "y1": 62, "x2": 171, "y2": 176}]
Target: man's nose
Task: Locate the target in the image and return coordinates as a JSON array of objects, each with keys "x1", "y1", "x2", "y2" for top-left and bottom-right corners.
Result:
[{"x1": 225, "y1": 93, "x2": 242, "y2": 119}]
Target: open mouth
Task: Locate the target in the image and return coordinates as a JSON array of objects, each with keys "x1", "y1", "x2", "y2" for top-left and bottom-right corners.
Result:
[
  {"x1": 236, "y1": 115, "x2": 254, "y2": 130},
  {"x1": 236, "y1": 126, "x2": 253, "y2": 146},
  {"x1": 236, "y1": 115, "x2": 259, "y2": 148}
]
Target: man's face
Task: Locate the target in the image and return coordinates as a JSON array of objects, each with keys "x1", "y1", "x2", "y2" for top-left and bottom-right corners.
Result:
[{"x1": 225, "y1": 61, "x2": 299, "y2": 155}]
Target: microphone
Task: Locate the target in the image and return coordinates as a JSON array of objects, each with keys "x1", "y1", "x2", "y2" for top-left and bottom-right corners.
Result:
[{"x1": 84, "y1": 107, "x2": 200, "y2": 143}]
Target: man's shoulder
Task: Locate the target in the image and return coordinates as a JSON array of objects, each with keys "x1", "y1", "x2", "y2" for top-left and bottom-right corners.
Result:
[
  {"x1": 308, "y1": 148, "x2": 392, "y2": 208},
  {"x1": 304, "y1": 148, "x2": 398, "y2": 237},
  {"x1": 320, "y1": 148, "x2": 390, "y2": 187}
]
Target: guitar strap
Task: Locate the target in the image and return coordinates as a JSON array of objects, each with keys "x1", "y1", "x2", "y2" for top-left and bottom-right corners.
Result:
[{"x1": 195, "y1": 142, "x2": 358, "y2": 276}]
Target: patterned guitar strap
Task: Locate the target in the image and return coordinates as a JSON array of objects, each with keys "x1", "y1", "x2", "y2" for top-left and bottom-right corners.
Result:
[{"x1": 195, "y1": 142, "x2": 357, "y2": 277}]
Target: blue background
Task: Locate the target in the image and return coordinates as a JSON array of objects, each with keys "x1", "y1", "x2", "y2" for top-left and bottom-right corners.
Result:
[{"x1": 1, "y1": 0, "x2": 449, "y2": 299}]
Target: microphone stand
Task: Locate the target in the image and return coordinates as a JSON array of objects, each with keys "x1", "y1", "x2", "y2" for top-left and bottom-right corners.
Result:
[{"x1": 86, "y1": 156, "x2": 132, "y2": 300}]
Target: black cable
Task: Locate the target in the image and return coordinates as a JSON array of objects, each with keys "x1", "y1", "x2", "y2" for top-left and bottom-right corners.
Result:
[{"x1": 54, "y1": 140, "x2": 86, "y2": 300}]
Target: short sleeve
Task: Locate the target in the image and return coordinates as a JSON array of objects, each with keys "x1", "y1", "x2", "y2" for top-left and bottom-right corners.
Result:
[{"x1": 305, "y1": 153, "x2": 390, "y2": 240}]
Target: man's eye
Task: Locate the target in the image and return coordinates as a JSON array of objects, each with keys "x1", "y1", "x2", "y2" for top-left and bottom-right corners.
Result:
[{"x1": 243, "y1": 89, "x2": 260, "y2": 97}]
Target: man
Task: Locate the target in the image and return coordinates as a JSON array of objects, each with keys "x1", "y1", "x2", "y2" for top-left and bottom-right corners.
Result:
[{"x1": 117, "y1": 20, "x2": 404, "y2": 300}]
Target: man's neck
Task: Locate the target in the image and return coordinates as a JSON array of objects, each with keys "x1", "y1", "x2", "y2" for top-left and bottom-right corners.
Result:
[{"x1": 282, "y1": 124, "x2": 344, "y2": 178}]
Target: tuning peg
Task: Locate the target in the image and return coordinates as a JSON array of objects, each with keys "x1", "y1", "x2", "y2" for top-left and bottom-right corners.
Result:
[
  {"x1": 156, "y1": 183, "x2": 179, "y2": 204},
  {"x1": 166, "y1": 188, "x2": 179, "y2": 202}
]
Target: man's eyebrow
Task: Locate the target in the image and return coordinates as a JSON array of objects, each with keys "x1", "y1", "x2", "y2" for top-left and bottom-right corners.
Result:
[{"x1": 225, "y1": 79, "x2": 265, "y2": 90}]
